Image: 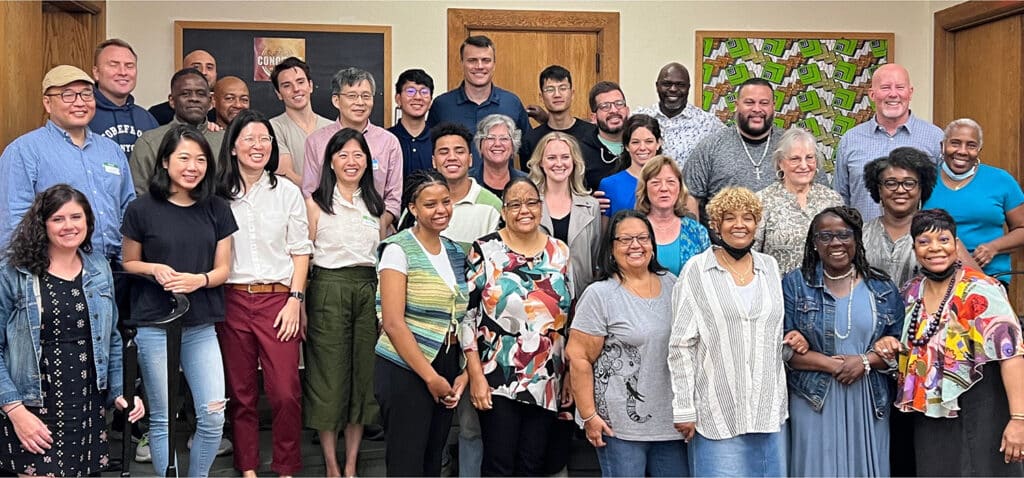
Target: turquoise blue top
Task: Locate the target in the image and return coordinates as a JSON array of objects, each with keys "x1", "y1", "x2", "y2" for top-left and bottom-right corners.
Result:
[
  {"x1": 656, "y1": 216, "x2": 711, "y2": 275},
  {"x1": 924, "y1": 164, "x2": 1024, "y2": 279},
  {"x1": 599, "y1": 170, "x2": 638, "y2": 217}
]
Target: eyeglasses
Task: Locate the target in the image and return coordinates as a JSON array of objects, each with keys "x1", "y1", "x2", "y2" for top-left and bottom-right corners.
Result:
[
  {"x1": 503, "y1": 199, "x2": 542, "y2": 211},
  {"x1": 483, "y1": 135, "x2": 513, "y2": 144},
  {"x1": 784, "y1": 156, "x2": 817, "y2": 165},
  {"x1": 882, "y1": 179, "x2": 919, "y2": 191},
  {"x1": 595, "y1": 100, "x2": 627, "y2": 112},
  {"x1": 542, "y1": 85, "x2": 571, "y2": 95},
  {"x1": 337, "y1": 92, "x2": 373, "y2": 102},
  {"x1": 614, "y1": 234, "x2": 652, "y2": 246},
  {"x1": 657, "y1": 81, "x2": 689, "y2": 90},
  {"x1": 240, "y1": 135, "x2": 274, "y2": 146},
  {"x1": 813, "y1": 229, "x2": 854, "y2": 244},
  {"x1": 403, "y1": 87, "x2": 432, "y2": 98},
  {"x1": 45, "y1": 90, "x2": 95, "y2": 103}
]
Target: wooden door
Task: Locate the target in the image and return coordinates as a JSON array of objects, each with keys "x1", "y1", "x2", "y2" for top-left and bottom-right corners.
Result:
[
  {"x1": 448, "y1": 9, "x2": 619, "y2": 127},
  {"x1": 468, "y1": 29, "x2": 599, "y2": 123},
  {"x1": 0, "y1": 0, "x2": 105, "y2": 151},
  {"x1": 934, "y1": 1, "x2": 1024, "y2": 308}
]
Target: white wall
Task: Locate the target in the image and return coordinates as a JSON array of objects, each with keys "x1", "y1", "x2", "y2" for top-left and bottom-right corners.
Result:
[{"x1": 108, "y1": 0, "x2": 957, "y2": 121}]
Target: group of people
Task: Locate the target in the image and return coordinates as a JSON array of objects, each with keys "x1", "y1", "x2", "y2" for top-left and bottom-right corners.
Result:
[{"x1": 1, "y1": 31, "x2": 1023, "y2": 478}]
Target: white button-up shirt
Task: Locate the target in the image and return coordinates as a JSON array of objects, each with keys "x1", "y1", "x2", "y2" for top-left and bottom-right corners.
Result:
[
  {"x1": 311, "y1": 187, "x2": 380, "y2": 269},
  {"x1": 227, "y1": 172, "x2": 313, "y2": 285}
]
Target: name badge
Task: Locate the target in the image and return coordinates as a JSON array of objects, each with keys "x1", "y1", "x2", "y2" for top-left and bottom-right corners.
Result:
[
  {"x1": 103, "y1": 162, "x2": 121, "y2": 175},
  {"x1": 372, "y1": 158, "x2": 380, "y2": 171}
]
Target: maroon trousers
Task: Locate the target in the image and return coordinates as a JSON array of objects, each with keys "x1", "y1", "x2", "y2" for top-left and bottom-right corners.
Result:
[{"x1": 216, "y1": 289, "x2": 302, "y2": 474}]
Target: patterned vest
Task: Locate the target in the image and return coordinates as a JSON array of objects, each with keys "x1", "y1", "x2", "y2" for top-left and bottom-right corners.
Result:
[{"x1": 375, "y1": 229, "x2": 469, "y2": 369}]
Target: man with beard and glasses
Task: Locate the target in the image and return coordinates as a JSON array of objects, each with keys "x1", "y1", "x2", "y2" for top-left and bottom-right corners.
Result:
[
  {"x1": 577, "y1": 81, "x2": 630, "y2": 190},
  {"x1": 833, "y1": 64, "x2": 942, "y2": 222},
  {"x1": 683, "y1": 78, "x2": 825, "y2": 223},
  {"x1": 636, "y1": 62, "x2": 723, "y2": 168}
]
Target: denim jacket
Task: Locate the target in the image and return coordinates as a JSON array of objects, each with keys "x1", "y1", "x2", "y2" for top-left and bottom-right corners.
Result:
[
  {"x1": 781, "y1": 265, "x2": 904, "y2": 419},
  {"x1": 0, "y1": 250, "x2": 123, "y2": 408}
]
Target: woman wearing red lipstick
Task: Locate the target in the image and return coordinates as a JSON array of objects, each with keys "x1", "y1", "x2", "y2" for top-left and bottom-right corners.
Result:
[{"x1": 874, "y1": 208, "x2": 1024, "y2": 476}]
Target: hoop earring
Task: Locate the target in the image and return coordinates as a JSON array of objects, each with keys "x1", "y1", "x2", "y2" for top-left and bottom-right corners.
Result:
[{"x1": 776, "y1": 169, "x2": 785, "y2": 180}]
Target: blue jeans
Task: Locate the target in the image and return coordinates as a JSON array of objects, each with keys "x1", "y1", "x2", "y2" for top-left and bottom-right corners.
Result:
[
  {"x1": 457, "y1": 398, "x2": 482, "y2": 477},
  {"x1": 137, "y1": 324, "x2": 226, "y2": 477},
  {"x1": 596, "y1": 436, "x2": 689, "y2": 477},
  {"x1": 690, "y1": 427, "x2": 786, "y2": 477}
]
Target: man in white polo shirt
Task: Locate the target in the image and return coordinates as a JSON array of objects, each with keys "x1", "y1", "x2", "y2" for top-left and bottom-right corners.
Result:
[{"x1": 431, "y1": 122, "x2": 500, "y2": 251}]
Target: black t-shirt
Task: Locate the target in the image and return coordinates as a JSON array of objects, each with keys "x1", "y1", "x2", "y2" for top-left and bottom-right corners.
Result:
[
  {"x1": 518, "y1": 119, "x2": 599, "y2": 172},
  {"x1": 121, "y1": 194, "x2": 238, "y2": 326}
]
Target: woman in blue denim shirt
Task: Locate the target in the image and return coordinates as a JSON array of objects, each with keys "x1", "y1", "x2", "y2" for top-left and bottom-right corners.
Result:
[
  {"x1": 0, "y1": 184, "x2": 144, "y2": 476},
  {"x1": 782, "y1": 206, "x2": 904, "y2": 477}
]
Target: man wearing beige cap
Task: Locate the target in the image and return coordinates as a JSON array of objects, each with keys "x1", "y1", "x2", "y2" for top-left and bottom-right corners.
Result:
[{"x1": 0, "y1": 65, "x2": 135, "y2": 258}]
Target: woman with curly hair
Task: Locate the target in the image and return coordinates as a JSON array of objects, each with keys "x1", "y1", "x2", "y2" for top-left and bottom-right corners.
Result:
[
  {"x1": 0, "y1": 184, "x2": 144, "y2": 476},
  {"x1": 668, "y1": 186, "x2": 807, "y2": 477}
]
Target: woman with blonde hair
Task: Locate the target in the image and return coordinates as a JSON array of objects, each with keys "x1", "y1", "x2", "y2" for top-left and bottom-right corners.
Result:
[
  {"x1": 635, "y1": 155, "x2": 710, "y2": 275},
  {"x1": 527, "y1": 131, "x2": 602, "y2": 298}
]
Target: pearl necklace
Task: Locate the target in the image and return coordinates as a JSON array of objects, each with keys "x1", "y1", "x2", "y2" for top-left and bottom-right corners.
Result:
[
  {"x1": 738, "y1": 127, "x2": 772, "y2": 182},
  {"x1": 826, "y1": 267, "x2": 857, "y2": 340}
]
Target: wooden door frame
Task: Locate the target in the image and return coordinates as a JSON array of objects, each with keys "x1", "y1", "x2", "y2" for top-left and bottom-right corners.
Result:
[
  {"x1": 446, "y1": 9, "x2": 619, "y2": 90},
  {"x1": 933, "y1": 1, "x2": 1024, "y2": 126}
]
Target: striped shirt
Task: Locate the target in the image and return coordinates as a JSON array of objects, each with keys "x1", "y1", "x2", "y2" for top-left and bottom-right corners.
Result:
[
  {"x1": 668, "y1": 248, "x2": 789, "y2": 440},
  {"x1": 832, "y1": 114, "x2": 943, "y2": 222},
  {"x1": 375, "y1": 229, "x2": 469, "y2": 369}
]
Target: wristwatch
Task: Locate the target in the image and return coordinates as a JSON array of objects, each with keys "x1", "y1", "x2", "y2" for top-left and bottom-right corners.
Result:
[{"x1": 289, "y1": 291, "x2": 305, "y2": 303}]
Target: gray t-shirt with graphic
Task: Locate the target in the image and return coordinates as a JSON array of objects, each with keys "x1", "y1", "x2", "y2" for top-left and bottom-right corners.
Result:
[{"x1": 572, "y1": 273, "x2": 683, "y2": 441}]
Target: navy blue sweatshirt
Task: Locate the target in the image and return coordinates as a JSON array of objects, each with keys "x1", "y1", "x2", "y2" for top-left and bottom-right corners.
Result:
[{"x1": 89, "y1": 89, "x2": 159, "y2": 156}]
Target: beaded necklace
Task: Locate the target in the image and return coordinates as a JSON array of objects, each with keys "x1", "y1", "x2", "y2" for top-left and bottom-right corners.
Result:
[
  {"x1": 906, "y1": 271, "x2": 958, "y2": 347},
  {"x1": 825, "y1": 267, "x2": 857, "y2": 340}
]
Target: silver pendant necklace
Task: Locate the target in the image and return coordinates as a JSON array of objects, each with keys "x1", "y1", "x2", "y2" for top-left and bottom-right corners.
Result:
[{"x1": 738, "y1": 127, "x2": 771, "y2": 182}]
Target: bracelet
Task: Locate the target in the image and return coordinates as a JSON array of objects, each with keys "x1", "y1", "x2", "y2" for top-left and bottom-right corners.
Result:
[
  {"x1": 581, "y1": 411, "x2": 598, "y2": 423},
  {"x1": 1, "y1": 402, "x2": 24, "y2": 417},
  {"x1": 860, "y1": 354, "x2": 871, "y2": 373},
  {"x1": 202, "y1": 273, "x2": 210, "y2": 287},
  {"x1": 1011, "y1": 413, "x2": 1024, "y2": 420}
]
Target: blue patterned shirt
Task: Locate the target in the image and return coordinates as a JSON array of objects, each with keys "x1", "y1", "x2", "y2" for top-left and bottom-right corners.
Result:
[
  {"x1": 833, "y1": 114, "x2": 943, "y2": 222},
  {"x1": 0, "y1": 121, "x2": 135, "y2": 260}
]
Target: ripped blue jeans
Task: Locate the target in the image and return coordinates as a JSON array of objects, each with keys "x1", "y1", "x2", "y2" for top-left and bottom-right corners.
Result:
[{"x1": 137, "y1": 324, "x2": 226, "y2": 477}]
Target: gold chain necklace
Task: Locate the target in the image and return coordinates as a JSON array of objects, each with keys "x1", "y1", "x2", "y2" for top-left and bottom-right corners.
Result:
[{"x1": 717, "y1": 249, "x2": 753, "y2": 284}]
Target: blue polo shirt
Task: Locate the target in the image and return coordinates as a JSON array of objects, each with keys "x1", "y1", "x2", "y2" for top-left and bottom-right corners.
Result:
[
  {"x1": 427, "y1": 82, "x2": 531, "y2": 161},
  {"x1": 0, "y1": 121, "x2": 136, "y2": 259},
  {"x1": 388, "y1": 121, "x2": 434, "y2": 176}
]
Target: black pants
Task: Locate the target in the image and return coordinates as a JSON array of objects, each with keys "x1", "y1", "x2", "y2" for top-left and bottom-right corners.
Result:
[
  {"x1": 374, "y1": 347, "x2": 459, "y2": 477},
  {"x1": 478, "y1": 395, "x2": 556, "y2": 477}
]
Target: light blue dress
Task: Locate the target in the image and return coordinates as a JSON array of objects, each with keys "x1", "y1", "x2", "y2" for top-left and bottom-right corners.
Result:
[{"x1": 788, "y1": 281, "x2": 890, "y2": 477}]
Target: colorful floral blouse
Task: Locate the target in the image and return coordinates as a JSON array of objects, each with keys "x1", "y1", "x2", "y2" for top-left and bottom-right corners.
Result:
[
  {"x1": 461, "y1": 232, "x2": 572, "y2": 412},
  {"x1": 897, "y1": 267, "x2": 1024, "y2": 418}
]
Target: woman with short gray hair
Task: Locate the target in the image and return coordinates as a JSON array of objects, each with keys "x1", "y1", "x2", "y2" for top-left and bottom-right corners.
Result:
[
  {"x1": 471, "y1": 114, "x2": 527, "y2": 199},
  {"x1": 754, "y1": 127, "x2": 842, "y2": 273}
]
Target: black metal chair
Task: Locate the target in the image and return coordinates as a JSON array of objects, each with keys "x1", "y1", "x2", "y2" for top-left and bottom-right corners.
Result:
[{"x1": 113, "y1": 272, "x2": 189, "y2": 478}]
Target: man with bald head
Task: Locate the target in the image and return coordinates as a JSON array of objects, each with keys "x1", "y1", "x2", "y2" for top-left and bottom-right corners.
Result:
[
  {"x1": 149, "y1": 49, "x2": 218, "y2": 125},
  {"x1": 213, "y1": 76, "x2": 250, "y2": 127},
  {"x1": 636, "y1": 62, "x2": 723, "y2": 167},
  {"x1": 833, "y1": 63, "x2": 943, "y2": 221}
]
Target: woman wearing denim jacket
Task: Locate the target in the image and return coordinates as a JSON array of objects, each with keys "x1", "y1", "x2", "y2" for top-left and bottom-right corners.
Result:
[
  {"x1": 782, "y1": 206, "x2": 904, "y2": 477},
  {"x1": 0, "y1": 184, "x2": 144, "y2": 476}
]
